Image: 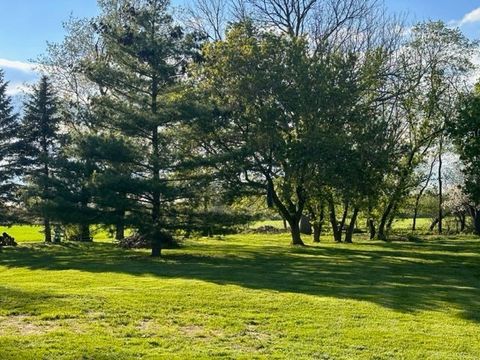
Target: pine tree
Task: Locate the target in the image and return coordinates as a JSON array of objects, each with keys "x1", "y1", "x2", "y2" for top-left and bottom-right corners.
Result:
[
  {"x1": 85, "y1": 0, "x2": 200, "y2": 256},
  {"x1": 0, "y1": 69, "x2": 20, "y2": 224},
  {"x1": 19, "y1": 76, "x2": 61, "y2": 242}
]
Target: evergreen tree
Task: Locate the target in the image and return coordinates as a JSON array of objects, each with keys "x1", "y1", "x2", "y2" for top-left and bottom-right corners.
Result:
[
  {"x1": 19, "y1": 76, "x2": 62, "y2": 242},
  {"x1": 85, "y1": 0, "x2": 201, "y2": 256},
  {"x1": 0, "y1": 69, "x2": 20, "y2": 223}
]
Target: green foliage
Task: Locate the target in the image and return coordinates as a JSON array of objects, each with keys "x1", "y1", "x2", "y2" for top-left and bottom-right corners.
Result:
[
  {"x1": 18, "y1": 76, "x2": 62, "y2": 241},
  {"x1": 449, "y1": 90, "x2": 480, "y2": 204},
  {"x1": 0, "y1": 70, "x2": 20, "y2": 224}
]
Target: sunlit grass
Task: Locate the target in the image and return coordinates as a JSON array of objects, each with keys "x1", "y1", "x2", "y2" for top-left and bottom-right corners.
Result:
[
  {"x1": 0, "y1": 225, "x2": 115, "y2": 243},
  {"x1": 1, "y1": 231, "x2": 479, "y2": 359}
]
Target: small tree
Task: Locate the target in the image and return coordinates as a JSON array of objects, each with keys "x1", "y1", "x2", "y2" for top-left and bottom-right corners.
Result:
[
  {"x1": 19, "y1": 76, "x2": 62, "y2": 242},
  {"x1": 448, "y1": 85, "x2": 480, "y2": 234},
  {"x1": 0, "y1": 70, "x2": 21, "y2": 224}
]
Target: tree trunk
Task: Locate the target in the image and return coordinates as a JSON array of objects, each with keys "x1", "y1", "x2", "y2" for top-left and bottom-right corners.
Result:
[
  {"x1": 438, "y1": 136, "x2": 443, "y2": 234},
  {"x1": 412, "y1": 157, "x2": 436, "y2": 231},
  {"x1": 473, "y1": 210, "x2": 480, "y2": 236},
  {"x1": 115, "y1": 208, "x2": 125, "y2": 240},
  {"x1": 377, "y1": 201, "x2": 394, "y2": 241},
  {"x1": 151, "y1": 240, "x2": 161, "y2": 257},
  {"x1": 313, "y1": 223, "x2": 321, "y2": 243},
  {"x1": 328, "y1": 196, "x2": 342, "y2": 242},
  {"x1": 386, "y1": 203, "x2": 398, "y2": 233},
  {"x1": 115, "y1": 223, "x2": 125, "y2": 241},
  {"x1": 345, "y1": 208, "x2": 359, "y2": 243},
  {"x1": 44, "y1": 218, "x2": 52, "y2": 243},
  {"x1": 312, "y1": 204, "x2": 325, "y2": 243},
  {"x1": 80, "y1": 224, "x2": 91, "y2": 242},
  {"x1": 378, "y1": 149, "x2": 419, "y2": 240},
  {"x1": 368, "y1": 219, "x2": 376, "y2": 240},
  {"x1": 289, "y1": 219, "x2": 304, "y2": 246},
  {"x1": 266, "y1": 179, "x2": 305, "y2": 246},
  {"x1": 460, "y1": 214, "x2": 466, "y2": 233},
  {"x1": 339, "y1": 201, "x2": 349, "y2": 234},
  {"x1": 412, "y1": 208, "x2": 418, "y2": 232},
  {"x1": 150, "y1": 77, "x2": 161, "y2": 257},
  {"x1": 300, "y1": 215, "x2": 312, "y2": 235}
]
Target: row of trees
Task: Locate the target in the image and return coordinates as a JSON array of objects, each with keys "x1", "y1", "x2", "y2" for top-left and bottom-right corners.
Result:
[{"x1": 0, "y1": 0, "x2": 479, "y2": 255}]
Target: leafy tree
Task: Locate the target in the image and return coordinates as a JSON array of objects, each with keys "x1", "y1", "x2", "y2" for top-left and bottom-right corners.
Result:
[
  {"x1": 375, "y1": 21, "x2": 476, "y2": 239},
  {"x1": 448, "y1": 85, "x2": 480, "y2": 234},
  {"x1": 190, "y1": 22, "x2": 334, "y2": 245}
]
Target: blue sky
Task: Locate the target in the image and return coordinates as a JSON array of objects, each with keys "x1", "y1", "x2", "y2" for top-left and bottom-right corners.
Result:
[{"x1": 1, "y1": 0, "x2": 480, "y2": 95}]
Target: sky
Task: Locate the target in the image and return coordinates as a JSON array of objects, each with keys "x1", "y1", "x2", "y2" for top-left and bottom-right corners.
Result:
[{"x1": 1, "y1": 0, "x2": 480, "y2": 96}]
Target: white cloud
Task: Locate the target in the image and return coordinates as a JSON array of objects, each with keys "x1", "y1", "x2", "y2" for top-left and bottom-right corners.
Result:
[
  {"x1": 459, "y1": 7, "x2": 480, "y2": 26},
  {"x1": 0, "y1": 58, "x2": 38, "y2": 73},
  {"x1": 5, "y1": 82, "x2": 31, "y2": 96}
]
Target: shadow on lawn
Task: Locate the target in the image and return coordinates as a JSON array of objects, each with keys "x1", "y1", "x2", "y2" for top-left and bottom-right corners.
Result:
[{"x1": 1, "y1": 238, "x2": 480, "y2": 322}]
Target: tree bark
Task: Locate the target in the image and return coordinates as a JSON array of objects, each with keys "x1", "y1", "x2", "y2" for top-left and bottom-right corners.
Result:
[
  {"x1": 42, "y1": 137, "x2": 51, "y2": 243},
  {"x1": 266, "y1": 179, "x2": 305, "y2": 246},
  {"x1": 378, "y1": 148, "x2": 419, "y2": 240},
  {"x1": 377, "y1": 201, "x2": 394, "y2": 241},
  {"x1": 44, "y1": 218, "x2": 52, "y2": 243},
  {"x1": 328, "y1": 196, "x2": 342, "y2": 242},
  {"x1": 289, "y1": 220, "x2": 304, "y2": 245},
  {"x1": 115, "y1": 223, "x2": 125, "y2": 241},
  {"x1": 300, "y1": 215, "x2": 312, "y2": 235},
  {"x1": 460, "y1": 214, "x2": 466, "y2": 233},
  {"x1": 313, "y1": 223, "x2": 321, "y2": 243},
  {"x1": 473, "y1": 210, "x2": 480, "y2": 236},
  {"x1": 80, "y1": 224, "x2": 91, "y2": 242},
  {"x1": 438, "y1": 136, "x2": 443, "y2": 234},
  {"x1": 312, "y1": 204, "x2": 325, "y2": 243},
  {"x1": 339, "y1": 201, "x2": 349, "y2": 234},
  {"x1": 345, "y1": 207, "x2": 359, "y2": 243},
  {"x1": 429, "y1": 217, "x2": 439, "y2": 232},
  {"x1": 413, "y1": 157, "x2": 436, "y2": 231},
  {"x1": 151, "y1": 240, "x2": 161, "y2": 257},
  {"x1": 115, "y1": 207, "x2": 125, "y2": 240},
  {"x1": 150, "y1": 77, "x2": 161, "y2": 257},
  {"x1": 368, "y1": 219, "x2": 376, "y2": 240}
]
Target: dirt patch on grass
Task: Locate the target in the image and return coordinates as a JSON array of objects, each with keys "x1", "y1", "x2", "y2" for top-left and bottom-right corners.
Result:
[
  {"x1": 179, "y1": 324, "x2": 224, "y2": 339},
  {"x1": 0, "y1": 315, "x2": 85, "y2": 336},
  {"x1": 180, "y1": 324, "x2": 206, "y2": 338},
  {"x1": 137, "y1": 318, "x2": 162, "y2": 335},
  {"x1": 0, "y1": 315, "x2": 56, "y2": 335}
]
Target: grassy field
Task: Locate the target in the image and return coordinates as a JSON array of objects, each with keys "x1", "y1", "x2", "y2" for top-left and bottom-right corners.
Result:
[
  {"x1": 1, "y1": 231, "x2": 479, "y2": 359},
  {"x1": 251, "y1": 217, "x2": 433, "y2": 232},
  {"x1": 0, "y1": 225, "x2": 116, "y2": 243}
]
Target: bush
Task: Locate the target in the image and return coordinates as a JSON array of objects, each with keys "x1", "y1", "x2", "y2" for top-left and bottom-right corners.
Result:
[
  {"x1": 0, "y1": 232, "x2": 17, "y2": 247},
  {"x1": 117, "y1": 230, "x2": 180, "y2": 249}
]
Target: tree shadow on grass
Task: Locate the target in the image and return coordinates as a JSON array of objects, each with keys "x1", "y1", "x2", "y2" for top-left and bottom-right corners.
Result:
[{"x1": 1, "y1": 238, "x2": 479, "y2": 323}]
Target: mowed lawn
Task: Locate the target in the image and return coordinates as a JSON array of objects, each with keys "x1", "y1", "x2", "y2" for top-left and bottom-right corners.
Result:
[
  {"x1": 1, "y1": 232, "x2": 479, "y2": 359},
  {"x1": 0, "y1": 225, "x2": 117, "y2": 243}
]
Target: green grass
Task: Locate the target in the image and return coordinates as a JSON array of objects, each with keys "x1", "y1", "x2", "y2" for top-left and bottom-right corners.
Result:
[
  {"x1": 0, "y1": 225, "x2": 116, "y2": 243},
  {"x1": 1, "y1": 232, "x2": 479, "y2": 359},
  {"x1": 251, "y1": 217, "x2": 433, "y2": 232}
]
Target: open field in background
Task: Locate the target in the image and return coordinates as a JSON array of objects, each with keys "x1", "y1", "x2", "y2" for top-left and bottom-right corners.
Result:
[
  {"x1": 0, "y1": 225, "x2": 117, "y2": 243},
  {"x1": 1, "y1": 233, "x2": 480, "y2": 359},
  {"x1": 252, "y1": 217, "x2": 433, "y2": 232},
  {"x1": 0, "y1": 217, "x2": 447, "y2": 244}
]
